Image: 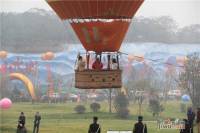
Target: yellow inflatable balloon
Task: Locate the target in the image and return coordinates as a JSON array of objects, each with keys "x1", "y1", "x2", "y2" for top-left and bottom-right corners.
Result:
[{"x1": 9, "y1": 73, "x2": 36, "y2": 100}]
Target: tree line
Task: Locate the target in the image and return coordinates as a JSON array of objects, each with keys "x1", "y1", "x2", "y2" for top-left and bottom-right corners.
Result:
[{"x1": 1, "y1": 9, "x2": 200, "y2": 52}]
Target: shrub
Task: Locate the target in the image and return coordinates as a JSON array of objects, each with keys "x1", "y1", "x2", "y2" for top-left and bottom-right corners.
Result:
[
  {"x1": 74, "y1": 105, "x2": 86, "y2": 114},
  {"x1": 180, "y1": 103, "x2": 186, "y2": 113},
  {"x1": 116, "y1": 108, "x2": 130, "y2": 119},
  {"x1": 149, "y1": 99, "x2": 164, "y2": 117},
  {"x1": 90, "y1": 103, "x2": 101, "y2": 112},
  {"x1": 114, "y1": 92, "x2": 130, "y2": 118}
]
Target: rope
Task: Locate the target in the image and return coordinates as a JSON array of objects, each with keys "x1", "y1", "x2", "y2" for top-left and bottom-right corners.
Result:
[
  {"x1": 119, "y1": 52, "x2": 185, "y2": 68},
  {"x1": 76, "y1": 51, "x2": 185, "y2": 68}
]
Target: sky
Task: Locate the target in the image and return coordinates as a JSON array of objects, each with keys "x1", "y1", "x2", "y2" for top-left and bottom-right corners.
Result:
[{"x1": 1, "y1": 0, "x2": 200, "y2": 27}]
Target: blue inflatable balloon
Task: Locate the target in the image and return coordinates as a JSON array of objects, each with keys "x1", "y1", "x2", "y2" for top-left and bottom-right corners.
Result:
[{"x1": 181, "y1": 94, "x2": 190, "y2": 102}]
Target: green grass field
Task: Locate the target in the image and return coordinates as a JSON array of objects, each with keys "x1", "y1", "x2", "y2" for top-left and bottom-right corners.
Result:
[{"x1": 0, "y1": 101, "x2": 197, "y2": 133}]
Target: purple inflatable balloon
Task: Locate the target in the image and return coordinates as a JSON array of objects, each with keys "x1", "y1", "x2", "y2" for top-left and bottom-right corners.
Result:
[{"x1": 0, "y1": 98, "x2": 12, "y2": 109}]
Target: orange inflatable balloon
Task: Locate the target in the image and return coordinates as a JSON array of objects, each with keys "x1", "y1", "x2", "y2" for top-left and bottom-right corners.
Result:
[
  {"x1": 41, "y1": 52, "x2": 54, "y2": 60},
  {"x1": 0, "y1": 51, "x2": 7, "y2": 59}
]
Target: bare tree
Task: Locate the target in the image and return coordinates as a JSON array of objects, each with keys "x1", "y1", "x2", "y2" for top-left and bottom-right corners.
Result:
[{"x1": 179, "y1": 53, "x2": 200, "y2": 108}]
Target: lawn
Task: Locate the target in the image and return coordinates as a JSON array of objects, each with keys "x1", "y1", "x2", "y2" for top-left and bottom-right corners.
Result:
[{"x1": 0, "y1": 101, "x2": 197, "y2": 133}]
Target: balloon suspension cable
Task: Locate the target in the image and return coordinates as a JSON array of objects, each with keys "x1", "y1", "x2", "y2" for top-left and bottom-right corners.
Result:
[
  {"x1": 78, "y1": 51, "x2": 119, "y2": 55},
  {"x1": 74, "y1": 52, "x2": 80, "y2": 70},
  {"x1": 119, "y1": 51, "x2": 185, "y2": 68}
]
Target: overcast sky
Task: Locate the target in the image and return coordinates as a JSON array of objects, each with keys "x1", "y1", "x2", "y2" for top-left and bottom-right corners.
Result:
[{"x1": 1, "y1": 0, "x2": 200, "y2": 27}]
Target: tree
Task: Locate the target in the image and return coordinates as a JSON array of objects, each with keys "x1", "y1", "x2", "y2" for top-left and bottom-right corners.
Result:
[
  {"x1": 74, "y1": 105, "x2": 86, "y2": 114},
  {"x1": 1, "y1": 11, "x2": 200, "y2": 53},
  {"x1": 114, "y1": 92, "x2": 129, "y2": 118},
  {"x1": 179, "y1": 53, "x2": 200, "y2": 108},
  {"x1": 149, "y1": 98, "x2": 164, "y2": 117},
  {"x1": 90, "y1": 103, "x2": 101, "y2": 112},
  {"x1": 177, "y1": 24, "x2": 200, "y2": 43}
]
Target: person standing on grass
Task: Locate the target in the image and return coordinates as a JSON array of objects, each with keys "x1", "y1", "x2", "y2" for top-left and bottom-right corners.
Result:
[
  {"x1": 180, "y1": 119, "x2": 190, "y2": 133},
  {"x1": 17, "y1": 112, "x2": 27, "y2": 133},
  {"x1": 33, "y1": 112, "x2": 41, "y2": 133},
  {"x1": 187, "y1": 107, "x2": 195, "y2": 133},
  {"x1": 197, "y1": 108, "x2": 200, "y2": 133},
  {"x1": 88, "y1": 116, "x2": 101, "y2": 133},
  {"x1": 18, "y1": 112, "x2": 26, "y2": 127},
  {"x1": 16, "y1": 125, "x2": 27, "y2": 133},
  {"x1": 133, "y1": 116, "x2": 147, "y2": 133}
]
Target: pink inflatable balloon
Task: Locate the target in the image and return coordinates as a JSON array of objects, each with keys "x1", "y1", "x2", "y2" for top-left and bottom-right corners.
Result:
[{"x1": 0, "y1": 98, "x2": 12, "y2": 109}]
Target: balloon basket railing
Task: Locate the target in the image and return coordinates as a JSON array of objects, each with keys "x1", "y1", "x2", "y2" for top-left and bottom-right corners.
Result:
[
  {"x1": 75, "y1": 69, "x2": 122, "y2": 89},
  {"x1": 74, "y1": 52, "x2": 122, "y2": 89}
]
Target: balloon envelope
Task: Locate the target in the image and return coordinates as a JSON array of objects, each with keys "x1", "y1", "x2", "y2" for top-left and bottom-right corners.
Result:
[
  {"x1": 0, "y1": 51, "x2": 7, "y2": 59},
  {"x1": 46, "y1": 0, "x2": 144, "y2": 19},
  {"x1": 46, "y1": 0, "x2": 144, "y2": 52},
  {"x1": 71, "y1": 20, "x2": 130, "y2": 52},
  {"x1": 0, "y1": 98, "x2": 12, "y2": 109},
  {"x1": 41, "y1": 52, "x2": 55, "y2": 60},
  {"x1": 181, "y1": 94, "x2": 190, "y2": 102}
]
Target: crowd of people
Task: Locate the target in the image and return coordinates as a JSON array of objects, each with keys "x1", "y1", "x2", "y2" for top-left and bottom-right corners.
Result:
[{"x1": 16, "y1": 112, "x2": 41, "y2": 133}]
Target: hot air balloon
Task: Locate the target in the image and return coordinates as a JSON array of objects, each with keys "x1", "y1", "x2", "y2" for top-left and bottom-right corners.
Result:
[{"x1": 46, "y1": 0, "x2": 144, "y2": 89}]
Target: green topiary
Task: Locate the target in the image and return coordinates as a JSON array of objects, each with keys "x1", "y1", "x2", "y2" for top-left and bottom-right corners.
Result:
[
  {"x1": 74, "y1": 105, "x2": 86, "y2": 114},
  {"x1": 90, "y1": 103, "x2": 101, "y2": 112}
]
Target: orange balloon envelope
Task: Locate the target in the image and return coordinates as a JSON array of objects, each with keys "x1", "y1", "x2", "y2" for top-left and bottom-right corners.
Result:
[
  {"x1": 0, "y1": 51, "x2": 8, "y2": 59},
  {"x1": 41, "y1": 52, "x2": 55, "y2": 60},
  {"x1": 46, "y1": 0, "x2": 144, "y2": 52},
  {"x1": 45, "y1": 52, "x2": 55, "y2": 60},
  {"x1": 47, "y1": 0, "x2": 144, "y2": 19},
  {"x1": 71, "y1": 20, "x2": 130, "y2": 52}
]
